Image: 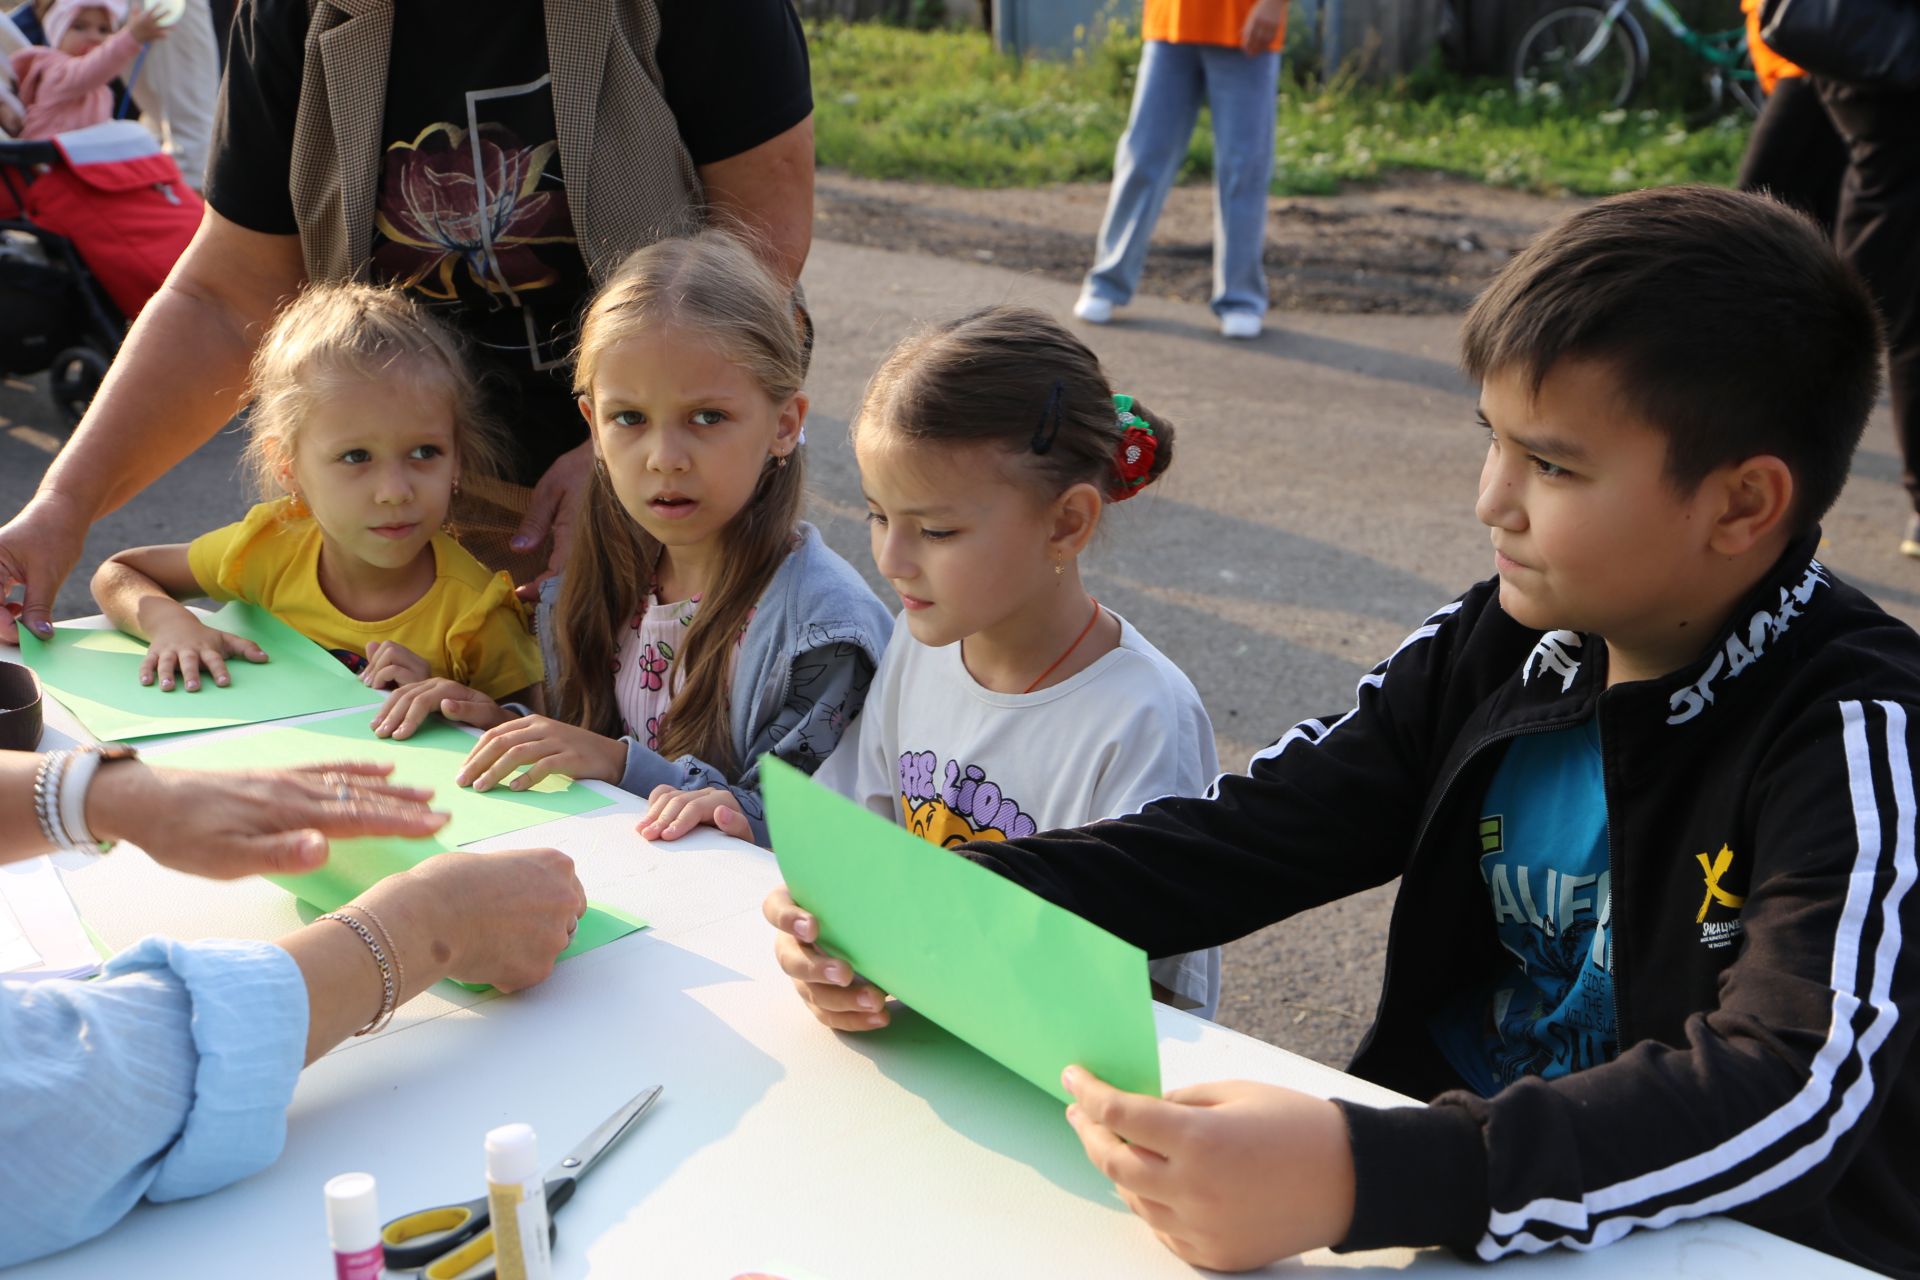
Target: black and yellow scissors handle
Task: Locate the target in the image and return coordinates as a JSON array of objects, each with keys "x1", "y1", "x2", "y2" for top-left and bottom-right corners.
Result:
[
  {"x1": 380, "y1": 1179, "x2": 569, "y2": 1279},
  {"x1": 378, "y1": 1084, "x2": 662, "y2": 1279}
]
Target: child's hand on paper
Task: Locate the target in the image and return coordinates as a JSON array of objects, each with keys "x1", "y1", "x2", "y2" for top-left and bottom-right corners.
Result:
[
  {"x1": 370, "y1": 677, "x2": 511, "y2": 739},
  {"x1": 141, "y1": 616, "x2": 269, "y2": 692},
  {"x1": 637, "y1": 785, "x2": 754, "y2": 842},
  {"x1": 763, "y1": 886, "x2": 892, "y2": 1032},
  {"x1": 1060, "y1": 1066, "x2": 1355, "y2": 1271},
  {"x1": 360, "y1": 639, "x2": 431, "y2": 690},
  {"x1": 457, "y1": 714, "x2": 625, "y2": 791},
  {"x1": 88, "y1": 760, "x2": 449, "y2": 877}
]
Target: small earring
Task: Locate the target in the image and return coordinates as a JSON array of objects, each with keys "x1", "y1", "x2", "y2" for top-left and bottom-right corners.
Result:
[
  {"x1": 1054, "y1": 560, "x2": 1064, "y2": 577},
  {"x1": 776, "y1": 453, "x2": 789, "y2": 469},
  {"x1": 451, "y1": 476, "x2": 461, "y2": 499},
  {"x1": 284, "y1": 491, "x2": 307, "y2": 518}
]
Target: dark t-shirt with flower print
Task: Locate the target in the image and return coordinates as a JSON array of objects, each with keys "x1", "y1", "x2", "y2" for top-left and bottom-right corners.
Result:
[
  {"x1": 206, "y1": 0, "x2": 814, "y2": 484},
  {"x1": 371, "y1": 4, "x2": 586, "y2": 480}
]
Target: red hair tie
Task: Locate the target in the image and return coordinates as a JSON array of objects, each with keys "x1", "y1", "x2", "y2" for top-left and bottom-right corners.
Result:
[{"x1": 1110, "y1": 393, "x2": 1156, "y2": 501}]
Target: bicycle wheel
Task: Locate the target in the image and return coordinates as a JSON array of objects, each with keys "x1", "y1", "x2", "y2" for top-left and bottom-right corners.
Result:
[{"x1": 1514, "y1": 5, "x2": 1646, "y2": 112}]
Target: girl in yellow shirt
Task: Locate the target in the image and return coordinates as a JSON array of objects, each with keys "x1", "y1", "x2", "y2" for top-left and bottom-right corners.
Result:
[{"x1": 90, "y1": 283, "x2": 543, "y2": 701}]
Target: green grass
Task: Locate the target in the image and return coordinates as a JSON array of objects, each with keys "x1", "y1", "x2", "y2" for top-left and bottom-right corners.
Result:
[{"x1": 807, "y1": 21, "x2": 1750, "y2": 197}]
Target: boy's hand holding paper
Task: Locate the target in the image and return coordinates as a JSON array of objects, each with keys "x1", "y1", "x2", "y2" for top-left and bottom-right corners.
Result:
[{"x1": 760, "y1": 759, "x2": 1160, "y2": 1103}]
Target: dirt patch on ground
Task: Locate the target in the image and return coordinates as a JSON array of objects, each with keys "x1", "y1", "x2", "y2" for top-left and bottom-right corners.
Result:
[{"x1": 816, "y1": 170, "x2": 1592, "y2": 315}]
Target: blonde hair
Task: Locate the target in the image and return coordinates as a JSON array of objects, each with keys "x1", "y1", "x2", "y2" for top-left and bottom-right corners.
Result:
[
  {"x1": 557, "y1": 230, "x2": 808, "y2": 775},
  {"x1": 242, "y1": 282, "x2": 507, "y2": 499},
  {"x1": 853, "y1": 305, "x2": 1177, "y2": 500}
]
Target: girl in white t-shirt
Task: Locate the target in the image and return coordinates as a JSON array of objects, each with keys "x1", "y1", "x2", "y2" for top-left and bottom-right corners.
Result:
[{"x1": 641, "y1": 304, "x2": 1222, "y2": 1015}]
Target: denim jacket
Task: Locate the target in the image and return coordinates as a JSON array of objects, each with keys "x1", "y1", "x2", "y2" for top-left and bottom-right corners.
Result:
[{"x1": 537, "y1": 523, "x2": 892, "y2": 843}]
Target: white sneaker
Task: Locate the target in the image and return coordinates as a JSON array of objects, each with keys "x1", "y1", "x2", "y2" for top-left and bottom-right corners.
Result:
[
  {"x1": 1074, "y1": 295, "x2": 1115, "y2": 325},
  {"x1": 1219, "y1": 311, "x2": 1263, "y2": 340}
]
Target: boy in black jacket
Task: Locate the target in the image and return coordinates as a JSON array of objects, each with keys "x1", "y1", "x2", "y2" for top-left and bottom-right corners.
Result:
[{"x1": 766, "y1": 186, "x2": 1920, "y2": 1274}]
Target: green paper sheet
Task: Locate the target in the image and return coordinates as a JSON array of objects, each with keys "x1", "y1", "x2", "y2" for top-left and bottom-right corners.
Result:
[
  {"x1": 149, "y1": 712, "x2": 614, "y2": 847},
  {"x1": 762, "y1": 759, "x2": 1161, "y2": 1104},
  {"x1": 19, "y1": 602, "x2": 381, "y2": 742}
]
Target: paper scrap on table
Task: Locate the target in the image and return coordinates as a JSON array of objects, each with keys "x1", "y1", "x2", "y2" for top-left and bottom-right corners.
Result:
[
  {"x1": 149, "y1": 711, "x2": 614, "y2": 846},
  {"x1": 0, "y1": 856, "x2": 105, "y2": 981},
  {"x1": 18, "y1": 602, "x2": 381, "y2": 742},
  {"x1": 762, "y1": 758, "x2": 1161, "y2": 1104}
]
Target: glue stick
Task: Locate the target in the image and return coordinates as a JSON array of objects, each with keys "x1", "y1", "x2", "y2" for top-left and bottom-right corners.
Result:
[
  {"x1": 324, "y1": 1172, "x2": 383, "y2": 1280},
  {"x1": 485, "y1": 1123, "x2": 553, "y2": 1280}
]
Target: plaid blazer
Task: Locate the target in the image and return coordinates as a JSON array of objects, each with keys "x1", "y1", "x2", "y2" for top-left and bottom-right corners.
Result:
[{"x1": 287, "y1": 0, "x2": 703, "y2": 285}]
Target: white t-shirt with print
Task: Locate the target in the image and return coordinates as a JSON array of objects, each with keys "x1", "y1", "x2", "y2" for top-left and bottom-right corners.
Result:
[{"x1": 816, "y1": 608, "x2": 1223, "y2": 1016}]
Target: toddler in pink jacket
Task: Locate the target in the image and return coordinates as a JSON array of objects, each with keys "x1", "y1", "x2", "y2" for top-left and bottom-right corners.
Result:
[{"x1": 9, "y1": 0, "x2": 166, "y2": 140}]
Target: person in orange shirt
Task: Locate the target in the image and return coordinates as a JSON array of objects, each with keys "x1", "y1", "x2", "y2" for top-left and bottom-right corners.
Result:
[{"x1": 1074, "y1": 0, "x2": 1288, "y2": 339}]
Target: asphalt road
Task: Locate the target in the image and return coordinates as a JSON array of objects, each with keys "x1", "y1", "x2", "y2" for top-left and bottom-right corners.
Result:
[{"x1": 3, "y1": 235, "x2": 1909, "y2": 1069}]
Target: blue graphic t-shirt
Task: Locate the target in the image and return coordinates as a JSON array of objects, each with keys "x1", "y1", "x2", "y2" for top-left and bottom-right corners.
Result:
[{"x1": 1431, "y1": 720, "x2": 1617, "y2": 1096}]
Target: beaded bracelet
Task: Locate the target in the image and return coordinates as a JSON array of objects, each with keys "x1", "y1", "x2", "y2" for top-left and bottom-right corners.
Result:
[
  {"x1": 319, "y1": 910, "x2": 398, "y2": 1036},
  {"x1": 32, "y1": 749, "x2": 75, "y2": 850}
]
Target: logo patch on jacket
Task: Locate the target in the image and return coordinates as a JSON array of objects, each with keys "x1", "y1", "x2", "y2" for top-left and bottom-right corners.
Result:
[
  {"x1": 1694, "y1": 842, "x2": 1746, "y2": 948},
  {"x1": 1522, "y1": 631, "x2": 1582, "y2": 692}
]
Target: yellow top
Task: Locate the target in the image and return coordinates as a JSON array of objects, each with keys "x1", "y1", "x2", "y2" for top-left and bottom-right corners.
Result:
[
  {"x1": 1144, "y1": 0, "x2": 1286, "y2": 52},
  {"x1": 187, "y1": 501, "x2": 543, "y2": 700}
]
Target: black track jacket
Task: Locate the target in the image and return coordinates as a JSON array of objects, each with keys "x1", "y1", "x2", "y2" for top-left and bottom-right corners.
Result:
[{"x1": 965, "y1": 533, "x2": 1920, "y2": 1274}]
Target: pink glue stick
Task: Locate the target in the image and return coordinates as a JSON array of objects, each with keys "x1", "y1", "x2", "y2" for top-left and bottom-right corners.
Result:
[{"x1": 325, "y1": 1172, "x2": 384, "y2": 1280}]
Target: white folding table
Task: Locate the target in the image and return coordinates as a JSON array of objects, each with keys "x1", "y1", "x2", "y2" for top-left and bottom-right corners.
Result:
[{"x1": 2, "y1": 637, "x2": 1870, "y2": 1279}]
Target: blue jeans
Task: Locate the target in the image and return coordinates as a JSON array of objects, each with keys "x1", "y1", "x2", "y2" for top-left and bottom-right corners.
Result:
[{"x1": 1084, "y1": 40, "x2": 1280, "y2": 317}]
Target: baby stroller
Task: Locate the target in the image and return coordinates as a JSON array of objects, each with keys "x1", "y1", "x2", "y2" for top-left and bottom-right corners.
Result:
[{"x1": 0, "y1": 119, "x2": 200, "y2": 428}]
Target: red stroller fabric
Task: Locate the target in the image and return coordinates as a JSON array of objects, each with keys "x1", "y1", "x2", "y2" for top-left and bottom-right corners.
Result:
[{"x1": 7, "y1": 121, "x2": 201, "y2": 320}]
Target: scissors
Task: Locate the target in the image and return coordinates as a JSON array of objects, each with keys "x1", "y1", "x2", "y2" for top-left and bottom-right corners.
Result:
[{"x1": 380, "y1": 1085, "x2": 663, "y2": 1280}]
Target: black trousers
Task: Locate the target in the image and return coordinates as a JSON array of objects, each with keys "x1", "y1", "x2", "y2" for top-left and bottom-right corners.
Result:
[
  {"x1": 1738, "y1": 77, "x2": 1848, "y2": 233},
  {"x1": 1813, "y1": 79, "x2": 1920, "y2": 514}
]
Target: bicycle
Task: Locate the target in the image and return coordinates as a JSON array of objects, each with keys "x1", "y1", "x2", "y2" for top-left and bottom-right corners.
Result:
[{"x1": 1513, "y1": 0, "x2": 1764, "y2": 116}]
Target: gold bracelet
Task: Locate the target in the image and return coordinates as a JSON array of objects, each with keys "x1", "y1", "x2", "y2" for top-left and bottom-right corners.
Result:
[
  {"x1": 346, "y1": 903, "x2": 404, "y2": 1020},
  {"x1": 318, "y1": 911, "x2": 396, "y2": 1036}
]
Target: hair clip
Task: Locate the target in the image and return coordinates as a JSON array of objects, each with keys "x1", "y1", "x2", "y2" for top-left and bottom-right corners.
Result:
[{"x1": 1030, "y1": 380, "x2": 1066, "y2": 455}]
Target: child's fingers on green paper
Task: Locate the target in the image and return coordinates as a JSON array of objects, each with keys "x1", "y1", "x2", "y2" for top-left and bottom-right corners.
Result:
[
  {"x1": 760, "y1": 886, "x2": 815, "y2": 940},
  {"x1": 1064, "y1": 1070, "x2": 1184, "y2": 1156}
]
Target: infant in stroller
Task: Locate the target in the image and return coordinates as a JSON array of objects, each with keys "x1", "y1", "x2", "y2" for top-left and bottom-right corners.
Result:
[{"x1": 0, "y1": 117, "x2": 200, "y2": 426}]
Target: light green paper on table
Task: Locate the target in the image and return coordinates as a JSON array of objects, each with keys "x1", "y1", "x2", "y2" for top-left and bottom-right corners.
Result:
[
  {"x1": 18, "y1": 601, "x2": 381, "y2": 742},
  {"x1": 154, "y1": 712, "x2": 645, "y2": 972},
  {"x1": 762, "y1": 758, "x2": 1161, "y2": 1104}
]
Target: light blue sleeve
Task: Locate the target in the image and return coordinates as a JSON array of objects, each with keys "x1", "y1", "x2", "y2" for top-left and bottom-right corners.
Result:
[{"x1": 0, "y1": 937, "x2": 309, "y2": 1265}]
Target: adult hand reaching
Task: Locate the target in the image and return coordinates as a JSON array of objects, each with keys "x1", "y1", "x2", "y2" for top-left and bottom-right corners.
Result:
[
  {"x1": 0, "y1": 492, "x2": 93, "y2": 644},
  {"x1": 510, "y1": 440, "x2": 595, "y2": 601},
  {"x1": 86, "y1": 760, "x2": 450, "y2": 878}
]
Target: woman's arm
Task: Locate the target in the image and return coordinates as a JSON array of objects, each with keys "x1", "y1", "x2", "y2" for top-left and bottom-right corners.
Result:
[
  {"x1": 0, "y1": 208, "x2": 304, "y2": 642},
  {"x1": 700, "y1": 115, "x2": 814, "y2": 287},
  {"x1": 0, "y1": 752, "x2": 584, "y2": 1265}
]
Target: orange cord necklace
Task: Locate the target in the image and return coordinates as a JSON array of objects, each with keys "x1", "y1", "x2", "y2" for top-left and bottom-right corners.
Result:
[{"x1": 1023, "y1": 596, "x2": 1102, "y2": 694}]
